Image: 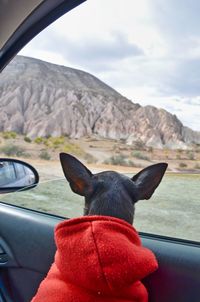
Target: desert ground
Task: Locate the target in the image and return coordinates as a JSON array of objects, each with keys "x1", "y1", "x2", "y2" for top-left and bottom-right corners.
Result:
[
  {"x1": 0, "y1": 132, "x2": 199, "y2": 176},
  {"x1": 0, "y1": 132, "x2": 200, "y2": 243}
]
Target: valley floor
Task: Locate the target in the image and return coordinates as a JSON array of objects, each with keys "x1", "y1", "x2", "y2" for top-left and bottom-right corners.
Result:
[{"x1": 0, "y1": 133, "x2": 200, "y2": 176}]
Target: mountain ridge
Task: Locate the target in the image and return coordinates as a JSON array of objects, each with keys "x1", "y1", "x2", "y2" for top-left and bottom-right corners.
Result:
[{"x1": 0, "y1": 55, "x2": 200, "y2": 149}]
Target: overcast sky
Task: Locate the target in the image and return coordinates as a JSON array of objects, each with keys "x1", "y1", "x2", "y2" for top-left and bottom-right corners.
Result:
[{"x1": 20, "y1": 0, "x2": 200, "y2": 131}]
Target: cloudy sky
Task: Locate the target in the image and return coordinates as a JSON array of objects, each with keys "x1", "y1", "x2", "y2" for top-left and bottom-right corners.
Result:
[{"x1": 20, "y1": 0, "x2": 200, "y2": 131}]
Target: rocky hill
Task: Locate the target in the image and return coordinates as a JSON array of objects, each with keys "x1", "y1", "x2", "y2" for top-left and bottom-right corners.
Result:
[{"x1": 0, "y1": 55, "x2": 200, "y2": 149}]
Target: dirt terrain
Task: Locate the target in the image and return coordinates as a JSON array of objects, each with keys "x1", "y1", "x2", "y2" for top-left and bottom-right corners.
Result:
[
  {"x1": 0, "y1": 132, "x2": 200, "y2": 180},
  {"x1": 0, "y1": 132, "x2": 200, "y2": 242}
]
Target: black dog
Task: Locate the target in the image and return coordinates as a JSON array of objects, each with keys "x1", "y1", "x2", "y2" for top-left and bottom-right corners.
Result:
[
  {"x1": 31, "y1": 153, "x2": 168, "y2": 302},
  {"x1": 60, "y1": 153, "x2": 168, "y2": 224}
]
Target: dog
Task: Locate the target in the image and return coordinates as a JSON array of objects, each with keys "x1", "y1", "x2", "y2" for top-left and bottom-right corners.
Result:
[
  {"x1": 59, "y1": 152, "x2": 168, "y2": 224},
  {"x1": 31, "y1": 153, "x2": 168, "y2": 302}
]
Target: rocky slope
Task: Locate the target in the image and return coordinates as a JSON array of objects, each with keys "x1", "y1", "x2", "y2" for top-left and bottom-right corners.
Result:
[{"x1": 0, "y1": 55, "x2": 200, "y2": 149}]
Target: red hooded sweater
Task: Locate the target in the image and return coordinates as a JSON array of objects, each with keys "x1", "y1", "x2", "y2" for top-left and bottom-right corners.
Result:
[{"x1": 31, "y1": 216, "x2": 158, "y2": 302}]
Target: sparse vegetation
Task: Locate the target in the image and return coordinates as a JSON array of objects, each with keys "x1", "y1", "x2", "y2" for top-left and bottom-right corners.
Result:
[
  {"x1": 63, "y1": 142, "x2": 84, "y2": 157},
  {"x1": 34, "y1": 137, "x2": 44, "y2": 144},
  {"x1": 2, "y1": 131, "x2": 17, "y2": 139},
  {"x1": 147, "y1": 146, "x2": 153, "y2": 153},
  {"x1": 22, "y1": 152, "x2": 31, "y2": 158},
  {"x1": 0, "y1": 144, "x2": 26, "y2": 157},
  {"x1": 187, "y1": 152, "x2": 195, "y2": 160},
  {"x1": 23, "y1": 135, "x2": 85, "y2": 158},
  {"x1": 194, "y1": 163, "x2": 200, "y2": 170},
  {"x1": 34, "y1": 136, "x2": 66, "y2": 148},
  {"x1": 84, "y1": 153, "x2": 97, "y2": 164},
  {"x1": 132, "y1": 140, "x2": 146, "y2": 150},
  {"x1": 24, "y1": 136, "x2": 32, "y2": 143},
  {"x1": 0, "y1": 132, "x2": 199, "y2": 172},
  {"x1": 119, "y1": 138, "x2": 126, "y2": 144},
  {"x1": 132, "y1": 151, "x2": 150, "y2": 161},
  {"x1": 163, "y1": 148, "x2": 169, "y2": 159},
  {"x1": 104, "y1": 154, "x2": 129, "y2": 166},
  {"x1": 44, "y1": 136, "x2": 65, "y2": 148},
  {"x1": 39, "y1": 150, "x2": 51, "y2": 160},
  {"x1": 104, "y1": 155, "x2": 125, "y2": 166},
  {"x1": 127, "y1": 160, "x2": 137, "y2": 167},
  {"x1": 179, "y1": 162, "x2": 187, "y2": 168},
  {"x1": 104, "y1": 155, "x2": 141, "y2": 167}
]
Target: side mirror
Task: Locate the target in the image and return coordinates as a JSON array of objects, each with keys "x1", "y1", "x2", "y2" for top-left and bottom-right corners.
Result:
[{"x1": 0, "y1": 158, "x2": 39, "y2": 193}]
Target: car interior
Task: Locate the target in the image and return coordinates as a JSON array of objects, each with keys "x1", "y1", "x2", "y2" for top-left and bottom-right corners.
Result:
[{"x1": 0, "y1": 1, "x2": 200, "y2": 302}]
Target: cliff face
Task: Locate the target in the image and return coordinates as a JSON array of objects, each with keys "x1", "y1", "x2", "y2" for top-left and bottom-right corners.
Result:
[{"x1": 0, "y1": 55, "x2": 199, "y2": 148}]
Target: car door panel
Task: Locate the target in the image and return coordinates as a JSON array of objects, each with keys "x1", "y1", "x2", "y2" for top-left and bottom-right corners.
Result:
[
  {"x1": 0, "y1": 202, "x2": 200, "y2": 302},
  {"x1": 142, "y1": 235, "x2": 200, "y2": 302},
  {"x1": 0, "y1": 203, "x2": 58, "y2": 302},
  {"x1": 0, "y1": 271, "x2": 13, "y2": 302}
]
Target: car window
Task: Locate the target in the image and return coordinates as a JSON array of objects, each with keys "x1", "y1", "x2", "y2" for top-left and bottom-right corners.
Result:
[{"x1": 0, "y1": 0, "x2": 200, "y2": 243}]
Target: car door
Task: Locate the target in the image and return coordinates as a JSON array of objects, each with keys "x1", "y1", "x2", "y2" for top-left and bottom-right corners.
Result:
[
  {"x1": 0, "y1": 202, "x2": 58, "y2": 302},
  {"x1": 1, "y1": 190, "x2": 200, "y2": 302}
]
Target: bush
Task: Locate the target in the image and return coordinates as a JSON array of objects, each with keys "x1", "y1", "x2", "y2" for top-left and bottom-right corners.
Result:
[
  {"x1": 22, "y1": 152, "x2": 31, "y2": 158},
  {"x1": 132, "y1": 151, "x2": 150, "y2": 161},
  {"x1": 104, "y1": 155, "x2": 139, "y2": 167},
  {"x1": 194, "y1": 163, "x2": 200, "y2": 170},
  {"x1": 39, "y1": 150, "x2": 51, "y2": 160},
  {"x1": 24, "y1": 136, "x2": 32, "y2": 143},
  {"x1": 104, "y1": 154, "x2": 127, "y2": 166},
  {"x1": 119, "y1": 138, "x2": 126, "y2": 144},
  {"x1": 34, "y1": 137, "x2": 44, "y2": 144},
  {"x1": 187, "y1": 152, "x2": 195, "y2": 160},
  {"x1": 63, "y1": 142, "x2": 84, "y2": 156},
  {"x1": 127, "y1": 160, "x2": 136, "y2": 167},
  {"x1": 179, "y1": 162, "x2": 187, "y2": 168},
  {"x1": 111, "y1": 154, "x2": 126, "y2": 166},
  {"x1": 2, "y1": 131, "x2": 17, "y2": 139},
  {"x1": 147, "y1": 146, "x2": 153, "y2": 153},
  {"x1": 132, "y1": 140, "x2": 146, "y2": 150},
  {"x1": 0, "y1": 144, "x2": 25, "y2": 156},
  {"x1": 52, "y1": 136, "x2": 65, "y2": 146},
  {"x1": 44, "y1": 136, "x2": 65, "y2": 148},
  {"x1": 34, "y1": 136, "x2": 66, "y2": 148},
  {"x1": 84, "y1": 153, "x2": 97, "y2": 164}
]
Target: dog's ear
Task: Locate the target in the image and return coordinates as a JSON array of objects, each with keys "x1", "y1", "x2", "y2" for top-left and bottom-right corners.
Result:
[
  {"x1": 60, "y1": 153, "x2": 93, "y2": 196},
  {"x1": 132, "y1": 163, "x2": 168, "y2": 201}
]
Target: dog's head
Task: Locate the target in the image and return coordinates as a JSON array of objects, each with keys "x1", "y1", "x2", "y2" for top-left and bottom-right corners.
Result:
[{"x1": 60, "y1": 153, "x2": 168, "y2": 224}]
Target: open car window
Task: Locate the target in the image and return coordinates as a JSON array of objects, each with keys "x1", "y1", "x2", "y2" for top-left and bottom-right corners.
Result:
[
  {"x1": 1, "y1": 165, "x2": 200, "y2": 242},
  {"x1": 0, "y1": 0, "x2": 200, "y2": 244}
]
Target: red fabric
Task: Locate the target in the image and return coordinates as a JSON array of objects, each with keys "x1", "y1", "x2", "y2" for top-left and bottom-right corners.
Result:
[{"x1": 31, "y1": 216, "x2": 158, "y2": 302}]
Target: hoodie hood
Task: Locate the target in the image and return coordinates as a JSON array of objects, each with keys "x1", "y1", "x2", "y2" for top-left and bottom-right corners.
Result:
[
  {"x1": 55, "y1": 216, "x2": 158, "y2": 297},
  {"x1": 32, "y1": 216, "x2": 158, "y2": 302}
]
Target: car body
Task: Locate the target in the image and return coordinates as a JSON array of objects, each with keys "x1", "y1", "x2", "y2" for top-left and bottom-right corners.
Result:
[{"x1": 0, "y1": 1, "x2": 200, "y2": 302}]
